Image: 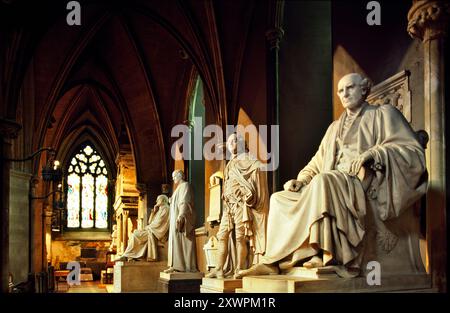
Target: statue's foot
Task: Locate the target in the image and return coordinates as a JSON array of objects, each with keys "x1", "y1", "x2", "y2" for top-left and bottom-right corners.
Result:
[
  {"x1": 115, "y1": 256, "x2": 127, "y2": 262},
  {"x1": 302, "y1": 256, "x2": 323, "y2": 268},
  {"x1": 233, "y1": 270, "x2": 242, "y2": 279},
  {"x1": 235, "y1": 263, "x2": 279, "y2": 278},
  {"x1": 205, "y1": 269, "x2": 224, "y2": 279},
  {"x1": 163, "y1": 267, "x2": 176, "y2": 273}
]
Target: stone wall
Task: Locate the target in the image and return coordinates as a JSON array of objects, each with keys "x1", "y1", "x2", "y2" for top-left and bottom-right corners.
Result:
[
  {"x1": 9, "y1": 170, "x2": 31, "y2": 283},
  {"x1": 332, "y1": 0, "x2": 424, "y2": 130},
  {"x1": 51, "y1": 240, "x2": 111, "y2": 264},
  {"x1": 279, "y1": 1, "x2": 333, "y2": 187}
]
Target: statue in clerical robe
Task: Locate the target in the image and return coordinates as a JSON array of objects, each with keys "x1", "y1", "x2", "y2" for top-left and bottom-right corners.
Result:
[
  {"x1": 237, "y1": 73, "x2": 427, "y2": 278},
  {"x1": 117, "y1": 195, "x2": 170, "y2": 261},
  {"x1": 164, "y1": 170, "x2": 198, "y2": 273},
  {"x1": 205, "y1": 133, "x2": 269, "y2": 279}
]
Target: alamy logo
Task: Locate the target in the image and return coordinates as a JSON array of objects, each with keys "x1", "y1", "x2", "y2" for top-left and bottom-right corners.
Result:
[
  {"x1": 66, "y1": 1, "x2": 81, "y2": 26},
  {"x1": 66, "y1": 261, "x2": 81, "y2": 286},
  {"x1": 366, "y1": 1, "x2": 381, "y2": 26},
  {"x1": 366, "y1": 261, "x2": 381, "y2": 286},
  {"x1": 171, "y1": 119, "x2": 280, "y2": 171}
]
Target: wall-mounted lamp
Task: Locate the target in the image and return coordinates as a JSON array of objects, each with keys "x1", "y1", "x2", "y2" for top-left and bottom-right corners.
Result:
[
  {"x1": 4, "y1": 147, "x2": 62, "y2": 182},
  {"x1": 41, "y1": 158, "x2": 62, "y2": 182}
]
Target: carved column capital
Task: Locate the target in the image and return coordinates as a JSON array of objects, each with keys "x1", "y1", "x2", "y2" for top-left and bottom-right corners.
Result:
[
  {"x1": 0, "y1": 118, "x2": 21, "y2": 139},
  {"x1": 161, "y1": 183, "x2": 170, "y2": 195},
  {"x1": 407, "y1": 0, "x2": 450, "y2": 42},
  {"x1": 265, "y1": 27, "x2": 285, "y2": 50},
  {"x1": 135, "y1": 183, "x2": 147, "y2": 200}
]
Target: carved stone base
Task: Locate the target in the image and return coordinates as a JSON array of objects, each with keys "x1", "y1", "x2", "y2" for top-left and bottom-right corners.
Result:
[
  {"x1": 113, "y1": 261, "x2": 167, "y2": 293},
  {"x1": 283, "y1": 266, "x2": 340, "y2": 279},
  {"x1": 158, "y1": 272, "x2": 204, "y2": 293},
  {"x1": 200, "y1": 278, "x2": 242, "y2": 293},
  {"x1": 237, "y1": 273, "x2": 432, "y2": 293}
]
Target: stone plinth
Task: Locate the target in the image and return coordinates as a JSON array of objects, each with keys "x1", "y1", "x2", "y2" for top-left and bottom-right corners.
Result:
[
  {"x1": 158, "y1": 272, "x2": 204, "y2": 293},
  {"x1": 283, "y1": 266, "x2": 340, "y2": 279},
  {"x1": 113, "y1": 261, "x2": 167, "y2": 293},
  {"x1": 238, "y1": 273, "x2": 433, "y2": 293},
  {"x1": 200, "y1": 278, "x2": 242, "y2": 293}
]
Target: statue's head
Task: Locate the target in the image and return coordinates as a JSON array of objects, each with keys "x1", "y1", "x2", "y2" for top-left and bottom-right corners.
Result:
[
  {"x1": 171, "y1": 169, "x2": 184, "y2": 184},
  {"x1": 226, "y1": 133, "x2": 247, "y2": 156},
  {"x1": 156, "y1": 194, "x2": 169, "y2": 205},
  {"x1": 337, "y1": 73, "x2": 372, "y2": 110}
]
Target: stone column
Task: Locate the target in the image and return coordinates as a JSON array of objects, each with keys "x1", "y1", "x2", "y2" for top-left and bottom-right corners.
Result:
[
  {"x1": 116, "y1": 213, "x2": 123, "y2": 254},
  {"x1": 136, "y1": 183, "x2": 148, "y2": 229},
  {"x1": 265, "y1": 1, "x2": 285, "y2": 194},
  {"x1": 408, "y1": 0, "x2": 449, "y2": 292},
  {"x1": 0, "y1": 118, "x2": 21, "y2": 293},
  {"x1": 122, "y1": 210, "x2": 129, "y2": 251},
  {"x1": 43, "y1": 204, "x2": 53, "y2": 266},
  {"x1": 29, "y1": 176, "x2": 39, "y2": 275}
]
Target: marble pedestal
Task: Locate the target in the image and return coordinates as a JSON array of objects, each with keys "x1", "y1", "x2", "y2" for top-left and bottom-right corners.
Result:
[
  {"x1": 200, "y1": 278, "x2": 242, "y2": 293},
  {"x1": 237, "y1": 272, "x2": 433, "y2": 293},
  {"x1": 113, "y1": 261, "x2": 167, "y2": 293},
  {"x1": 158, "y1": 272, "x2": 204, "y2": 293}
]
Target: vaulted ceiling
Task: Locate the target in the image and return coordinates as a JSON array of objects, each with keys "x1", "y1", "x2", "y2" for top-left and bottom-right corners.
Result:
[{"x1": 1, "y1": 0, "x2": 274, "y2": 187}]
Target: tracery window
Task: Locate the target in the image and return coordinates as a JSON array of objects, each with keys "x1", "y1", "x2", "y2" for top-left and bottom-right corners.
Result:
[{"x1": 66, "y1": 143, "x2": 109, "y2": 229}]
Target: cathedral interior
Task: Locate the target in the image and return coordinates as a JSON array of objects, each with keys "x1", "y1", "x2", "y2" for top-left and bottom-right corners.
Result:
[{"x1": 0, "y1": 0, "x2": 448, "y2": 295}]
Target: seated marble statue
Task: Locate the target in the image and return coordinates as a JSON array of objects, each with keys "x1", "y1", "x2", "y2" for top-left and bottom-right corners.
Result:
[
  {"x1": 117, "y1": 195, "x2": 170, "y2": 262},
  {"x1": 164, "y1": 170, "x2": 198, "y2": 273},
  {"x1": 237, "y1": 73, "x2": 427, "y2": 278},
  {"x1": 205, "y1": 133, "x2": 269, "y2": 279}
]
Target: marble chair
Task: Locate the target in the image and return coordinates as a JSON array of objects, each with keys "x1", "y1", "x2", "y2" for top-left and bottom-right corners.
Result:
[
  {"x1": 352, "y1": 70, "x2": 429, "y2": 279},
  {"x1": 357, "y1": 129, "x2": 428, "y2": 277}
]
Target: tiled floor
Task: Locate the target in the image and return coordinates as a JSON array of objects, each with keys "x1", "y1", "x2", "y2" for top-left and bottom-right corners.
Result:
[{"x1": 57, "y1": 281, "x2": 108, "y2": 293}]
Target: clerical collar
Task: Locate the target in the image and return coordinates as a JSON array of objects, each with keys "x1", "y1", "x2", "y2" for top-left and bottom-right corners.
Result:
[
  {"x1": 339, "y1": 102, "x2": 368, "y2": 139},
  {"x1": 345, "y1": 102, "x2": 367, "y2": 118}
]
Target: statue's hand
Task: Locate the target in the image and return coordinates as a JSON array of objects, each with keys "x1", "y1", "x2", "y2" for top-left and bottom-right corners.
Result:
[
  {"x1": 284, "y1": 179, "x2": 304, "y2": 192},
  {"x1": 176, "y1": 215, "x2": 185, "y2": 233},
  {"x1": 153, "y1": 204, "x2": 159, "y2": 213},
  {"x1": 349, "y1": 151, "x2": 373, "y2": 177},
  {"x1": 283, "y1": 179, "x2": 294, "y2": 191}
]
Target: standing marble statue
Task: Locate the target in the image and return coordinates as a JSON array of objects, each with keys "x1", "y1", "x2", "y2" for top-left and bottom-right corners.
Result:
[
  {"x1": 206, "y1": 133, "x2": 268, "y2": 279},
  {"x1": 238, "y1": 73, "x2": 427, "y2": 277},
  {"x1": 164, "y1": 170, "x2": 198, "y2": 273},
  {"x1": 117, "y1": 195, "x2": 170, "y2": 261}
]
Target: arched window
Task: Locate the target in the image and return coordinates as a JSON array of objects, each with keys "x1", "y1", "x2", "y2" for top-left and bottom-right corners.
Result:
[
  {"x1": 188, "y1": 76, "x2": 205, "y2": 227},
  {"x1": 66, "y1": 143, "x2": 109, "y2": 229}
]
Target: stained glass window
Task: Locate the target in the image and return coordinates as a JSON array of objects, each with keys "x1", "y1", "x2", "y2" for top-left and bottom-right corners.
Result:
[{"x1": 66, "y1": 144, "x2": 109, "y2": 229}]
